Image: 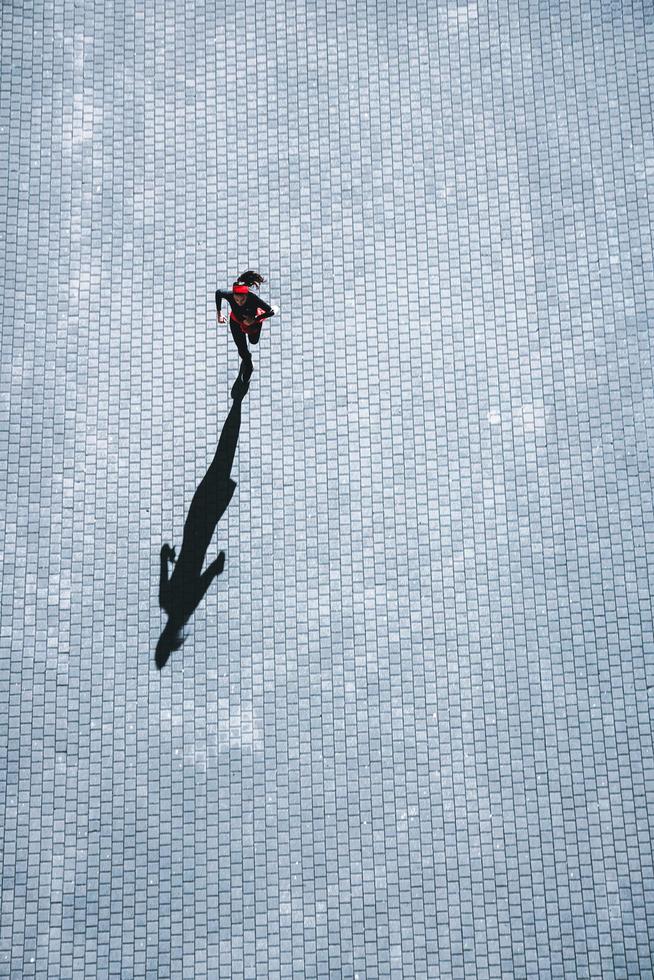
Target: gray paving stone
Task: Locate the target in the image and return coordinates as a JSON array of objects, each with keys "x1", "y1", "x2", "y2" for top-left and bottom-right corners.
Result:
[{"x1": 1, "y1": 0, "x2": 654, "y2": 977}]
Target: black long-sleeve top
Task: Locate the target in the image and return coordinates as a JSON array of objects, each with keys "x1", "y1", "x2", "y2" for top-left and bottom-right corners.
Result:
[{"x1": 215, "y1": 289, "x2": 274, "y2": 325}]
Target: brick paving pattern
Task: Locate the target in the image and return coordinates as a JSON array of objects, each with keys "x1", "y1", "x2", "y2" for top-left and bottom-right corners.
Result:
[{"x1": 1, "y1": 0, "x2": 653, "y2": 977}]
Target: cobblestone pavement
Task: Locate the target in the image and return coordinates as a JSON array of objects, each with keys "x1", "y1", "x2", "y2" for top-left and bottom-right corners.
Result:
[{"x1": 1, "y1": 1, "x2": 653, "y2": 977}]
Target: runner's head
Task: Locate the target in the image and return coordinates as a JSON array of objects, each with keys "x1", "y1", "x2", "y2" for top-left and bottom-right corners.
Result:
[
  {"x1": 232, "y1": 282, "x2": 248, "y2": 305},
  {"x1": 233, "y1": 270, "x2": 265, "y2": 305}
]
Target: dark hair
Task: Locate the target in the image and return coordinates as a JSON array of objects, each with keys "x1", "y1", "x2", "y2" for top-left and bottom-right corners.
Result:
[{"x1": 235, "y1": 270, "x2": 265, "y2": 289}]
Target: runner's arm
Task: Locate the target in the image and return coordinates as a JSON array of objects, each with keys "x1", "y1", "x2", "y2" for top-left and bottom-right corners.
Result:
[
  {"x1": 254, "y1": 298, "x2": 275, "y2": 322},
  {"x1": 216, "y1": 289, "x2": 231, "y2": 322}
]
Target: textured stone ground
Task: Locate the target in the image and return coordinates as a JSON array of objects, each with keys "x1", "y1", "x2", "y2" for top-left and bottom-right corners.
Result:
[{"x1": 1, "y1": 0, "x2": 653, "y2": 977}]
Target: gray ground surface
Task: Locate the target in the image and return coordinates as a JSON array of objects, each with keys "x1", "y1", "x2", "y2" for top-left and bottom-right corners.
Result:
[{"x1": 1, "y1": 1, "x2": 653, "y2": 977}]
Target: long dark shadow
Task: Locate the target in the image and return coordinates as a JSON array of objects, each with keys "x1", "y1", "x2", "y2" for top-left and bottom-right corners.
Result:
[{"x1": 156, "y1": 369, "x2": 251, "y2": 669}]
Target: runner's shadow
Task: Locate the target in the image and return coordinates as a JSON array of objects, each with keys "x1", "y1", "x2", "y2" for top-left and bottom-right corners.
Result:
[{"x1": 156, "y1": 369, "x2": 251, "y2": 669}]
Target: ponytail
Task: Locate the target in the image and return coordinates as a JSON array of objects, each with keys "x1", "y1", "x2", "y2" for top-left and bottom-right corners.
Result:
[{"x1": 235, "y1": 270, "x2": 265, "y2": 289}]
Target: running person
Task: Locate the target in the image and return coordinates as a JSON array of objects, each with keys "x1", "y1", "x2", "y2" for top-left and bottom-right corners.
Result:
[{"x1": 215, "y1": 270, "x2": 276, "y2": 375}]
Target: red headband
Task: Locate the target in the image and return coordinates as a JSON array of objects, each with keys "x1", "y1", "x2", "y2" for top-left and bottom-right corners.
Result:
[{"x1": 233, "y1": 283, "x2": 249, "y2": 294}]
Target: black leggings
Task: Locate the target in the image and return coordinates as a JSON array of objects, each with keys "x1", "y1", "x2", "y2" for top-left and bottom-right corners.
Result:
[{"x1": 229, "y1": 318, "x2": 261, "y2": 360}]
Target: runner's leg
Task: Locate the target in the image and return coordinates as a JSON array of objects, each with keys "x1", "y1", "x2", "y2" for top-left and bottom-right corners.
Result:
[{"x1": 230, "y1": 318, "x2": 252, "y2": 362}]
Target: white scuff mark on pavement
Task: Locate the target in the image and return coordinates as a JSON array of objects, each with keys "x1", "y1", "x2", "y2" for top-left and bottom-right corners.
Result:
[
  {"x1": 513, "y1": 401, "x2": 552, "y2": 437},
  {"x1": 185, "y1": 744, "x2": 207, "y2": 772},
  {"x1": 596, "y1": 867, "x2": 624, "y2": 928},
  {"x1": 71, "y1": 94, "x2": 100, "y2": 143},
  {"x1": 448, "y1": 4, "x2": 478, "y2": 25},
  {"x1": 204, "y1": 700, "x2": 264, "y2": 754},
  {"x1": 74, "y1": 35, "x2": 90, "y2": 73},
  {"x1": 71, "y1": 28, "x2": 98, "y2": 75}
]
